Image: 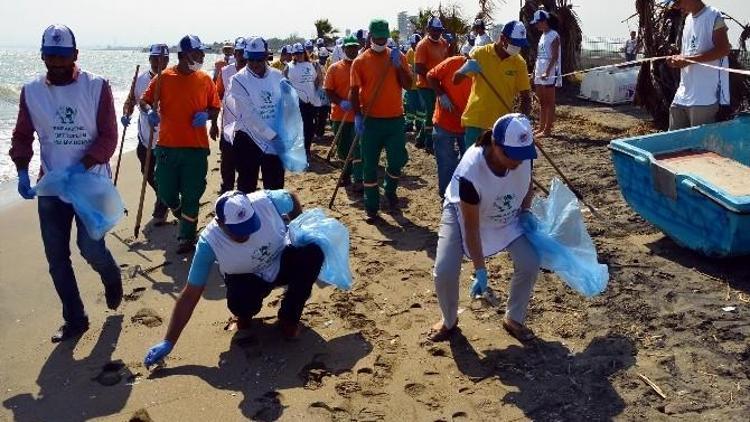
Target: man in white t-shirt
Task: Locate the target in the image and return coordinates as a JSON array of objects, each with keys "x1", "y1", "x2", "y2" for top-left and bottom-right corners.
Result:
[
  {"x1": 624, "y1": 31, "x2": 638, "y2": 61},
  {"x1": 663, "y1": 0, "x2": 731, "y2": 130},
  {"x1": 122, "y1": 44, "x2": 170, "y2": 223}
]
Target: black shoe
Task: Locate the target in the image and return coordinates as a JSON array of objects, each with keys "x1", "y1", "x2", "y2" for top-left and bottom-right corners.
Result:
[
  {"x1": 51, "y1": 322, "x2": 89, "y2": 343},
  {"x1": 176, "y1": 239, "x2": 196, "y2": 255},
  {"x1": 415, "y1": 140, "x2": 425, "y2": 149},
  {"x1": 385, "y1": 193, "x2": 400, "y2": 211},
  {"x1": 364, "y1": 210, "x2": 380, "y2": 224},
  {"x1": 104, "y1": 282, "x2": 123, "y2": 310},
  {"x1": 425, "y1": 146, "x2": 434, "y2": 155},
  {"x1": 338, "y1": 178, "x2": 351, "y2": 188},
  {"x1": 351, "y1": 182, "x2": 364, "y2": 194}
]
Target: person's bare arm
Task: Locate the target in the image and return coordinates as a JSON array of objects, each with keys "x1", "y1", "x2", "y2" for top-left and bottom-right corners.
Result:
[
  {"x1": 427, "y1": 74, "x2": 445, "y2": 97},
  {"x1": 396, "y1": 62, "x2": 413, "y2": 89},
  {"x1": 521, "y1": 179, "x2": 535, "y2": 210},
  {"x1": 544, "y1": 37, "x2": 561, "y2": 77},
  {"x1": 460, "y1": 201, "x2": 485, "y2": 271},
  {"x1": 519, "y1": 90, "x2": 532, "y2": 116},
  {"x1": 350, "y1": 86, "x2": 361, "y2": 115},
  {"x1": 326, "y1": 89, "x2": 344, "y2": 105},
  {"x1": 163, "y1": 284, "x2": 205, "y2": 344},
  {"x1": 669, "y1": 27, "x2": 731, "y2": 68}
]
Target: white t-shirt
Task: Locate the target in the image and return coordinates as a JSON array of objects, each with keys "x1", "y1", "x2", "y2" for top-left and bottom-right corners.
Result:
[
  {"x1": 134, "y1": 71, "x2": 158, "y2": 148},
  {"x1": 445, "y1": 145, "x2": 531, "y2": 258},
  {"x1": 229, "y1": 66, "x2": 284, "y2": 154},
  {"x1": 286, "y1": 61, "x2": 321, "y2": 106},
  {"x1": 534, "y1": 29, "x2": 562, "y2": 87},
  {"x1": 219, "y1": 63, "x2": 241, "y2": 144},
  {"x1": 624, "y1": 38, "x2": 637, "y2": 55},
  {"x1": 673, "y1": 6, "x2": 730, "y2": 107}
]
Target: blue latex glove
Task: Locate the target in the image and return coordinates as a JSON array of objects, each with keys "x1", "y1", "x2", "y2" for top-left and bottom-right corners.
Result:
[
  {"x1": 120, "y1": 115, "x2": 131, "y2": 127},
  {"x1": 438, "y1": 94, "x2": 454, "y2": 112},
  {"x1": 390, "y1": 47, "x2": 401, "y2": 67},
  {"x1": 147, "y1": 109, "x2": 160, "y2": 127},
  {"x1": 68, "y1": 163, "x2": 86, "y2": 174},
  {"x1": 457, "y1": 59, "x2": 482, "y2": 76},
  {"x1": 192, "y1": 111, "x2": 209, "y2": 128},
  {"x1": 519, "y1": 210, "x2": 539, "y2": 233},
  {"x1": 340, "y1": 100, "x2": 353, "y2": 112},
  {"x1": 469, "y1": 268, "x2": 489, "y2": 297},
  {"x1": 17, "y1": 169, "x2": 35, "y2": 200},
  {"x1": 354, "y1": 114, "x2": 364, "y2": 136},
  {"x1": 144, "y1": 340, "x2": 174, "y2": 368}
]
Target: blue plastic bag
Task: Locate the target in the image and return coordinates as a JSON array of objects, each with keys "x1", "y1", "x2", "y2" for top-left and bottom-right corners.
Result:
[
  {"x1": 288, "y1": 208, "x2": 353, "y2": 290},
  {"x1": 35, "y1": 169, "x2": 125, "y2": 241},
  {"x1": 520, "y1": 178, "x2": 608, "y2": 297},
  {"x1": 273, "y1": 80, "x2": 308, "y2": 172}
]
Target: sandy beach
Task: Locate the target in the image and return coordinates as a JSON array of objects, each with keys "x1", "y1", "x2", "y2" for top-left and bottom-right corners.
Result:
[{"x1": 1, "y1": 98, "x2": 748, "y2": 421}]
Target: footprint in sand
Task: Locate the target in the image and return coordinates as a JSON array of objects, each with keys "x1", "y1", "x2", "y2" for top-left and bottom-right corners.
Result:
[
  {"x1": 452, "y1": 411, "x2": 469, "y2": 421},
  {"x1": 404, "y1": 382, "x2": 427, "y2": 397},
  {"x1": 307, "y1": 401, "x2": 350, "y2": 419},
  {"x1": 298, "y1": 359, "x2": 331, "y2": 390},
  {"x1": 131, "y1": 308, "x2": 163, "y2": 328},
  {"x1": 93, "y1": 361, "x2": 130, "y2": 386},
  {"x1": 335, "y1": 380, "x2": 362, "y2": 398},
  {"x1": 123, "y1": 287, "x2": 146, "y2": 302}
]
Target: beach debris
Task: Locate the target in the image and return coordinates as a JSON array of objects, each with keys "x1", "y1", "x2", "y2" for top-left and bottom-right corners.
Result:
[
  {"x1": 638, "y1": 373, "x2": 667, "y2": 399},
  {"x1": 129, "y1": 408, "x2": 154, "y2": 422},
  {"x1": 131, "y1": 308, "x2": 163, "y2": 328},
  {"x1": 722, "y1": 306, "x2": 737, "y2": 312},
  {"x1": 123, "y1": 287, "x2": 146, "y2": 302},
  {"x1": 93, "y1": 361, "x2": 126, "y2": 387}
]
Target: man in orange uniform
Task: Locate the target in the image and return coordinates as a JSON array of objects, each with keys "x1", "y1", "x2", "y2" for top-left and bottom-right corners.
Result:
[
  {"x1": 324, "y1": 35, "x2": 362, "y2": 191},
  {"x1": 414, "y1": 16, "x2": 449, "y2": 153},
  {"x1": 350, "y1": 19, "x2": 413, "y2": 222},
  {"x1": 427, "y1": 42, "x2": 473, "y2": 198},
  {"x1": 140, "y1": 35, "x2": 221, "y2": 253}
]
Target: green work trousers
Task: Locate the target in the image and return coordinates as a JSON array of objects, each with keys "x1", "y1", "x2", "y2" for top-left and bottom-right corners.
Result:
[
  {"x1": 404, "y1": 89, "x2": 424, "y2": 132},
  {"x1": 154, "y1": 146, "x2": 209, "y2": 241},
  {"x1": 361, "y1": 116, "x2": 408, "y2": 212},
  {"x1": 417, "y1": 88, "x2": 436, "y2": 149},
  {"x1": 333, "y1": 121, "x2": 362, "y2": 183}
]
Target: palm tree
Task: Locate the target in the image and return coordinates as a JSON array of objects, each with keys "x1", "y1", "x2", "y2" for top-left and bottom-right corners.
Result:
[
  {"x1": 520, "y1": 0, "x2": 583, "y2": 75},
  {"x1": 313, "y1": 19, "x2": 339, "y2": 44}
]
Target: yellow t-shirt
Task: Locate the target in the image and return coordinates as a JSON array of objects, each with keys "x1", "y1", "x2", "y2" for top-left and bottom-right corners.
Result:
[
  {"x1": 461, "y1": 45, "x2": 531, "y2": 130},
  {"x1": 405, "y1": 48, "x2": 417, "y2": 90},
  {"x1": 270, "y1": 59, "x2": 286, "y2": 72}
]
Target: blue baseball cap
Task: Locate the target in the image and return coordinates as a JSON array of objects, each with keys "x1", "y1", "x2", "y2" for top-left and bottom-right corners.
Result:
[
  {"x1": 427, "y1": 16, "x2": 444, "y2": 31},
  {"x1": 492, "y1": 114, "x2": 537, "y2": 161},
  {"x1": 234, "y1": 37, "x2": 247, "y2": 51},
  {"x1": 530, "y1": 10, "x2": 549, "y2": 25},
  {"x1": 304, "y1": 40, "x2": 314, "y2": 50},
  {"x1": 409, "y1": 33, "x2": 422, "y2": 45},
  {"x1": 660, "y1": 0, "x2": 678, "y2": 6},
  {"x1": 41, "y1": 24, "x2": 77, "y2": 57},
  {"x1": 244, "y1": 37, "x2": 268, "y2": 60},
  {"x1": 444, "y1": 33, "x2": 455, "y2": 44},
  {"x1": 177, "y1": 35, "x2": 209, "y2": 53},
  {"x1": 501, "y1": 21, "x2": 529, "y2": 48},
  {"x1": 148, "y1": 44, "x2": 169, "y2": 57},
  {"x1": 216, "y1": 191, "x2": 261, "y2": 237}
]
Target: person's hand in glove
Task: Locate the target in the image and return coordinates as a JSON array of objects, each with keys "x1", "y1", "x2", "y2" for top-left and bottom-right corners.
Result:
[
  {"x1": 519, "y1": 210, "x2": 539, "y2": 233},
  {"x1": 457, "y1": 59, "x2": 482, "y2": 76},
  {"x1": 390, "y1": 47, "x2": 402, "y2": 67},
  {"x1": 192, "y1": 111, "x2": 209, "y2": 128},
  {"x1": 469, "y1": 267, "x2": 489, "y2": 298},
  {"x1": 438, "y1": 94, "x2": 454, "y2": 113},
  {"x1": 340, "y1": 100, "x2": 353, "y2": 112},
  {"x1": 144, "y1": 340, "x2": 174, "y2": 368},
  {"x1": 120, "y1": 115, "x2": 131, "y2": 127},
  {"x1": 147, "y1": 109, "x2": 160, "y2": 127},
  {"x1": 17, "y1": 169, "x2": 35, "y2": 200},
  {"x1": 354, "y1": 114, "x2": 364, "y2": 136}
]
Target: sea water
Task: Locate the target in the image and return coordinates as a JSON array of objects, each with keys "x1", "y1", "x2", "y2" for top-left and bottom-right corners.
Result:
[{"x1": 0, "y1": 48, "x2": 221, "y2": 188}]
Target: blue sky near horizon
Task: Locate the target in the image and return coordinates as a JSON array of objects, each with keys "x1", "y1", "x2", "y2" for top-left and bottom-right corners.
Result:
[{"x1": 1, "y1": 0, "x2": 747, "y2": 48}]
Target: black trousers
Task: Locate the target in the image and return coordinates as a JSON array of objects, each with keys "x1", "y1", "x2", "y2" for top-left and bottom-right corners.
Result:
[
  {"x1": 233, "y1": 130, "x2": 285, "y2": 193},
  {"x1": 299, "y1": 101, "x2": 316, "y2": 154},
  {"x1": 224, "y1": 244, "x2": 324, "y2": 323},
  {"x1": 136, "y1": 143, "x2": 169, "y2": 218},
  {"x1": 315, "y1": 105, "x2": 330, "y2": 138},
  {"x1": 219, "y1": 135, "x2": 236, "y2": 193}
]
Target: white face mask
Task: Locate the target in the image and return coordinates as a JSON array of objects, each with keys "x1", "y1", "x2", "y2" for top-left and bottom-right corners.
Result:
[
  {"x1": 504, "y1": 44, "x2": 521, "y2": 56},
  {"x1": 370, "y1": 42, "x2": 386, "y2": 53},
  {"x1": 188, "y1": 61, "x2": 203, "y2": 72}
]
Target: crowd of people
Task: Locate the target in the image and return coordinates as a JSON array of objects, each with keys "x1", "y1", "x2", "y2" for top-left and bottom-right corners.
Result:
[{"x1": 8, "y1": 0, "x2": 731, "y2": 368}]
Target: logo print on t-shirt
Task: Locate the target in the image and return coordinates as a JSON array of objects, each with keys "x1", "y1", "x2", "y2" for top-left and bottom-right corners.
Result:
[
  {"x1": 260, "y1": 90, "x2": 272, "y2": 105},
  {"x1": 55, "y1": 106, "x2": 77, "y2": 124},
  {"x1": 489, "y1": 194, "x2": 516, "y2": 223}
]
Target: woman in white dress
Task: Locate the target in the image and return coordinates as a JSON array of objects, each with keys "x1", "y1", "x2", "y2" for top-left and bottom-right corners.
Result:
[{"x1": 531, "y1": 10, "x2": 562, "y2": 138}]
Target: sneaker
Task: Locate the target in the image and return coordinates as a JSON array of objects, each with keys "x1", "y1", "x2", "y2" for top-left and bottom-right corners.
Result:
[
  {"x1": 51, "y1": 322, "x2": 89, "y2": 343},
  {"x1": 176, "y1": 239, "x2": 196, "y2": 255},
  {"x1": 104, "y1": 282, "x2": 123, "y2": 310}
]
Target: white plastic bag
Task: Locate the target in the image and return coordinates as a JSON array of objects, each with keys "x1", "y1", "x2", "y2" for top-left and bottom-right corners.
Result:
[{"x1": 274, "y1": 80, "x2": 308, "y2": 172}]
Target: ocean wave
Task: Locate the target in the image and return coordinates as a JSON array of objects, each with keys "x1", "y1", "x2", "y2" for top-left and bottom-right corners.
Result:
[{"x1": 0, "y1": 84, "x2": 21, "y2": 104}]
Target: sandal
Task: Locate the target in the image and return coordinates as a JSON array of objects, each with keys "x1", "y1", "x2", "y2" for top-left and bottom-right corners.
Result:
[
  {"x1": 425, "y1": 320, "x2": 459, "y2": 343},
  {"x1": 502, "y1": 319, "x2": 536, "y2": 343}
]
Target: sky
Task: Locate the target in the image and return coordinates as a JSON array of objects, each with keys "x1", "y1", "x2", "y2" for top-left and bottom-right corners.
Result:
[{"x1": 2, "y1": 0, "x2": 748, "y2": 48}]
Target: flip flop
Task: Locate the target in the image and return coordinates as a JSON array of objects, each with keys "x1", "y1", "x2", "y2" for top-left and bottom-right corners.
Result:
[
  {"x1": 502, "y1": 319, "x2": 536, "y2": 343},
  {"x1": 425, "y1": 321, "x2": 460, "y2": 343}
]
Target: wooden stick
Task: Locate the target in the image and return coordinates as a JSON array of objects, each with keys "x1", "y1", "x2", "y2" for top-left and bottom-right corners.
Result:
[
  {"x1": 638, "y1": 373, "x2": 667, "y2": 399},
  {"x1": 134, "y1": 54, "x2": 165, "y2": 239},
  {"x1": 532, "y1": 177, "x2": 549, "y2": 195},
  {"x1": 328, "y1": 63, "x2": 392, "y2": 209},
  {"x1": 114, "y1": 64, "x2": 140, "y2": 186},
  {"x1": 324, "y1": 111, "x2": 352, "y2": 162}
]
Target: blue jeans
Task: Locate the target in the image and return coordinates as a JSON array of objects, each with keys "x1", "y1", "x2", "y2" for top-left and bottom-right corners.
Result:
[
  {"x1": 433, "y1": 125, "x2": 466, "y2": 197},
  {"x1": 38, "y1": 196, "x2": 121, "y2": 327}
]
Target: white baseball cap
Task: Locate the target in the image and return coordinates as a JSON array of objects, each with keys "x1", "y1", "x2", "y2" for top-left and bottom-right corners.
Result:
[
  {"x1": 304, "y1": 40, "x2": 314, "y2": 49},
  {"x1": 234, "y1": 37, "x2": 247, "y2": 51},
  {"x1": 530, "y1": 10, "x2": 550, "y2": 25},
  {"x1": 492, "y1": 114, "x2": 537, "y2": 161},
  {"x1": 215, "y1": 191, "x2": 261, "y2": 237},
  {"x1": 427, "y1": 16, "x2": 444, "y2": 30},
  {"x1": 244, "y1": 37, "x2": 267, "y2": 60},
  {"x1": 177, "y1": 35, "x2": 209, "y2": 53},
  {"x1": 148, "y1": 44, "x2": 169, "y2": 57},
  {"x1": 501, "y1": 21, "x2": 529, "y2": 48},
  {"x1": 41, "y1": 24, "x2": 76, "y2": 57},
  {"x1": 292, "y1": 42, "x2": 305, "y2": 54}
]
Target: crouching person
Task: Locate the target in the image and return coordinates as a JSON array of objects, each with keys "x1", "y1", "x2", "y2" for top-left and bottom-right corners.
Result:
[{"x1": 144, "y1": 189, "x2": 324, "y2": 367}]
